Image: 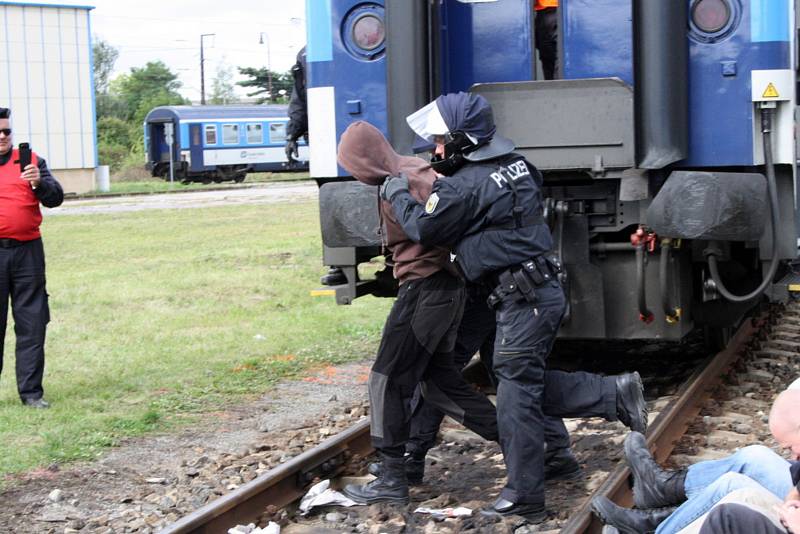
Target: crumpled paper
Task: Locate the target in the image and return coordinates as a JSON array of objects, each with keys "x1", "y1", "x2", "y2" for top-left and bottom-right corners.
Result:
[
  {"x1": 414, "y1": 506, "x2": 473, "y2": 518},
  {"x1": 298, "y1": 479, "x2": 363, "y2": 514},
  {"x1": 227, "y1": 521, "x2": 280, "y2": 534}
]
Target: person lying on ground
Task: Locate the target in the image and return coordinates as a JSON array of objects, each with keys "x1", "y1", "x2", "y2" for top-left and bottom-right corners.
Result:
[{"x1": 591, "y1": 388, "x2": 800, "y2": 534}]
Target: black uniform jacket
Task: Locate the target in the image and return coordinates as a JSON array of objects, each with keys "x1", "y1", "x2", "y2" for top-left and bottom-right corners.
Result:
[
  {"x1": 286, "y1": 47, "x2": 307, "y2": 142},
  {"x1": 389, "y1": 153, "x2": 553, "y2": 282}
]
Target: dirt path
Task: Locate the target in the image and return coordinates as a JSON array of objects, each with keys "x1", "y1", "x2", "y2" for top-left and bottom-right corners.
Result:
[
  {"x1": 0, "y1": 362, "x2": 370, "y2": 534},
  {"x1": 45, "y1": 182, "x2": 319, "y2": 216}
]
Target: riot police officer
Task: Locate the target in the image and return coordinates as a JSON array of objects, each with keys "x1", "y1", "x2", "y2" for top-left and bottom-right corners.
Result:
[
  {"x1": 286, "y1": 46, "x2": 346, "y2": 286},
  {"x1": 382, "y1": 92, "x2": 568, "y2": 521},
  {"x1": 285, "y1": 46, "x2": 307, "y2": 165}
]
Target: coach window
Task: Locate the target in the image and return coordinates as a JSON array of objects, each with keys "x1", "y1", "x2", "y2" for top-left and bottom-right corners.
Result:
[
  {"x1": 222, "y1": 124, "x2": 239, "y2": 145},
  {"x1": 269, "y1": 122, "x2": 286, "y2": 144},
  {"x1": 205, "y1": 125, "x2": 217, "y2": 145},
  {"x1": 246, "y1": 123, "x2": 263, "y2": 144}
]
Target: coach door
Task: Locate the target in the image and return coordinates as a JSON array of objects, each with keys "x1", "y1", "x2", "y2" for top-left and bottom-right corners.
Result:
[{"x1": 189, "y1": 124, "x2": 204, "y2": 172}]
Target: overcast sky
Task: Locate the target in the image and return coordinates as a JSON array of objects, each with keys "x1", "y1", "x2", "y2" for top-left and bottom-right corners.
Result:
[{"x1": 65, "y1": 0, "x2": 307, "y2": 102}]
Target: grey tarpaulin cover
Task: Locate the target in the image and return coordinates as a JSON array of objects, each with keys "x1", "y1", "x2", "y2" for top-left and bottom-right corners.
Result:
[
  {"x1": 646, "y1": 171, "x2": 768, "y2": 241},
  {"x1": 319, "y1": 182, "x2": 381, "y2": 248}
]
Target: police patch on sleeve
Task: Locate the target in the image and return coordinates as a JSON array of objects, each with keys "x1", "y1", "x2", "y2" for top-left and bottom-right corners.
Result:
[{"x1": 425, "y1": 193, "x2": 440, "y2": 214}]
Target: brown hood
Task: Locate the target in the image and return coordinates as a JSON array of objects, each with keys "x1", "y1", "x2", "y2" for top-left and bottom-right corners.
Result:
[
  {"x1": 336, "y1": 121, "x2": 454, "y2": 284},
  {"x1": 337, "y1": 121, "x2": 435, "y2": 202}
]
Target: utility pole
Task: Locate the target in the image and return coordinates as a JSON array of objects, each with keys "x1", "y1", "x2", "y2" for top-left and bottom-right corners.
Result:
[
  {"x1": 259, "y1": 32, "x2": 273, "y2": 102},
  {"x1": 200, "y1": 33, "x2": 215, "y2": 105}
]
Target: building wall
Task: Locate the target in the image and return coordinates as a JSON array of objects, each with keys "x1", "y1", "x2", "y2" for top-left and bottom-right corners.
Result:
[{"x1": 0, "y1": 3, "x2": 97, "y2": 194}]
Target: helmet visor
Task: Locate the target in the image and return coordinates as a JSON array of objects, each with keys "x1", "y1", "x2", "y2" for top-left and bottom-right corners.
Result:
[{"x1": 406, "y1": 100, "x2": 450, "y2": 143}]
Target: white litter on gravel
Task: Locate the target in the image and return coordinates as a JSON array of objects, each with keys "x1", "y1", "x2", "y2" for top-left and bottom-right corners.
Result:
[{"x1": 228, "y1": 521, "x2": 280, "y2": 534}]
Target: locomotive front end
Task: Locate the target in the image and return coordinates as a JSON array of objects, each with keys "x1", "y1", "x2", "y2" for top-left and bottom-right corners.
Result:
[{"x1": 310, "y1": 0, "x2": 798, "y2": 342}]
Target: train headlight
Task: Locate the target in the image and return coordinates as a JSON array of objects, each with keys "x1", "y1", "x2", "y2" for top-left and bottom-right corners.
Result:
[
  {"x1": 342, "y1": 3, "x2": 385, "y2": 60},
  {"x1": 691, "y1": 0, "x2": 731, "y2": 34},
  {"x1": 352, "y1": 13, "x2": 384, "y2": 52}
]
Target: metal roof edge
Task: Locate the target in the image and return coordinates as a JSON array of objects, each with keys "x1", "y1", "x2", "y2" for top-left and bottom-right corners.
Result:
[{"x1": 0, "y1": 2, "x2": 94, "y2": 10}]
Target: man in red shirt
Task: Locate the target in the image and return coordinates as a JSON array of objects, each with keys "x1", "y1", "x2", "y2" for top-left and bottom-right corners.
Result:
[{"x1": 0, "y1": 107, "x2": 63, "y2": 408}]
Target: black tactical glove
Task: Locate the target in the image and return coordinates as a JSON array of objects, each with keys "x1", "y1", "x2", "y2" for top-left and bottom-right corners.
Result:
[
  {"x1": 285, "y1": 137, "x2": 299, "y2": 162},
  {"x1": 380, "y1": 173, "x2": 410, "y2": 201}
]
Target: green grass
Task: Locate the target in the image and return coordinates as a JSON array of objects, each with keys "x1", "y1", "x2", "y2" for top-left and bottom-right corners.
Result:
[
  {"x1": 92, "y1": 171, "x2": 312, "y2": 196},
  {"x1": 0, "y1": 200, "x2": 390, "y2": 479}
]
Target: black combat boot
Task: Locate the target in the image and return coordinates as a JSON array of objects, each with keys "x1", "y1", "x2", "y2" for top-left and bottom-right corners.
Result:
[
  {"x1": 625, "y1": 432, "x2": 687, "y2": 509},
  {"x1": 615, "y1": 372, "x2": 649, "y2": 434},
  {"x1": 480, "y1": 497, "x2": 548, "y2": 522},
  {"x1": 544, "y1": 448, "x2": 583, "y2": 481},
  {"x1": 366, "y1": 451, "x2": 426, "y2": 485},
  {"x1": 343, "y1": 455, "x2": 410, "y2": 505},
  {"x1": 591, "y1": 496, "x2": 675, "y2": 534},
  {"x1": 320, "y1": 267, "x2": 347, "y2": 286}
]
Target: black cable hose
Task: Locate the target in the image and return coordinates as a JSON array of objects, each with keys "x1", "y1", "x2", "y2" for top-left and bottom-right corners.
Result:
[
  {"x1": 660, "y1": 239, "x2": 678, "y2": 320},
  {"x1": 636, "y1": 243, "x2": 654, "y2": 322},
  {"x1": 707, "y1": 107, "x2": 781, "y2": 302}
]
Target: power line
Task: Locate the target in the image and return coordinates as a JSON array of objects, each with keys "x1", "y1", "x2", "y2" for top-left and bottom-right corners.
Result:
[{"x1": 93, "y1": 13, "x2": 301, "y2": 27}]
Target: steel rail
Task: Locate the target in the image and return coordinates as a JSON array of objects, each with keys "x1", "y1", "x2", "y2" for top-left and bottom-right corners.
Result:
[
  {"x1": 164, "y1": 311, "x2": 768, "y2": 533},
  {"x1": 162, "y1": 419, "x2": 372, "y2": 534},
  {"x1": 560, "y1": 313, "x2": 766, "y2": 534}
]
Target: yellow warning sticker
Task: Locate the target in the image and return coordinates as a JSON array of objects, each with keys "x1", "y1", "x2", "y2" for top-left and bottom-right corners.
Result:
[{"x1": 762, "y1": 83, "x2": 780, "y2": 98}]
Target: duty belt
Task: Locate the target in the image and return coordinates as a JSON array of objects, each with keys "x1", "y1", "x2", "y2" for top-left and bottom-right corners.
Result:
[{"x1": 487, "y1": 255, "x2": 562, "y2": 309}]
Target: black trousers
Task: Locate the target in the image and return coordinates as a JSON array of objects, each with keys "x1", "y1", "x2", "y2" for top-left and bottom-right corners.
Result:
[
  {"x1": 0, "y1": 238, "x2": 50, "y2": 401},
  {"x1": 700, "y1": 503, "x2": 786, "y2": 534},
  {"x1": 535, "y1": 7, "x2": 559, "y2": 80},
  {"x1": 494, "y1": 282, "x2": 565, "y2": 505},
  {"x1": 368, "y1": 271, "x2": 499, "y2": 456},
  {"x1": 408, "y1": 285, "x2": 616, "y2": 456}
]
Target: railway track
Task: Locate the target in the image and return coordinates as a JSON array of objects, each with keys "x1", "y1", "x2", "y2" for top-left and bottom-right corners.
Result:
[{"x1": 163, "y1": 302, "x2": 795, "y2": 533}]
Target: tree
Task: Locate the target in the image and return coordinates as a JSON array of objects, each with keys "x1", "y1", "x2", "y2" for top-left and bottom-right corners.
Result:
[
  {"x1": 237, "y1": 67, "x2": 293, "y2": 103},
  {"x1": 96, "y1": 61, "x2": 187, "y2": 171},
  {"x1": 93, "y1": 39, "x2": 126, "y2": 120},
  {"x1": 210, "y1": 64, "x2": 237, "y2": 105},
  {"x1": 97, "y1": 116, "x2": 133, "y2": 171},
  {"x1": 93, "y1": 38, "x2": 119, "y2": 95},
  {"x1": 112, "y1": 61, "x2": 187, "y2": 121}
]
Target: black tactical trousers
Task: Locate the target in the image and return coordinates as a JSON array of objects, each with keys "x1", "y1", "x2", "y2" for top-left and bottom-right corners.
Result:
[
  {"x1": 700, "y1": 503, "x2": 786, "y2": 534},
  {"x1": 408, "y1": 286, "x2": 617, "y2": 456},
  {"x1": 0, "y1": 238, "x2": 50, "y2": 402},
  {"x1": 535, "y1": 7, "x2": 559, "y2": 80},
  {"x1": 494, "y1": 282, "x2": 565, "y2": 506},
  {"x1": 368, "y1": 271, "x2": 499, "y2": 456}
]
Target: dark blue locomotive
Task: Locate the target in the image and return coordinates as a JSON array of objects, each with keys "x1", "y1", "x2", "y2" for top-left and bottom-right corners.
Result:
[
  {"x1": 308, "y1": 0, "x2": 798, "y2": 341},
  {"x1": 144, "y1": 105, "x2": 308, "y2": 184}
]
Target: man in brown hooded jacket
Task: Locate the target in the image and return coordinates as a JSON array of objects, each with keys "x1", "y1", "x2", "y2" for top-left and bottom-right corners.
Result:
[
  {"x1": 337, "y1": 120, "x2": 498, "y2": 505},
  {"x1": 336, "y1": 121, "x2": 648, "y2": 507}
]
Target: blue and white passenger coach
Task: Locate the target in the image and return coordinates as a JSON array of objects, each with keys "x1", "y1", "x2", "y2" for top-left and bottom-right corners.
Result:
[
  {"x1": 144, "y1": 105, "x2": 309, "y2": 184},
  {"x1": 309, "y1": 0, "x2": 799, "y2": 344}
]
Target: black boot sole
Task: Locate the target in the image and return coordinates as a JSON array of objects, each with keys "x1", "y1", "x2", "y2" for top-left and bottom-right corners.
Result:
[
  {"x1": 480, "y1": 507, "x2": 548, "y2": 523},
  {"x1": 341, "y1": 489, "x2": 410, "y2": 506},
  {"x1": 545, "y1": 467, "x2": 584, "y2": 482},
  {"x1": 591, "y1": 498, "x2": 637, "y2": 534},
  {"x1": 619, "y1": 372, "x2": 648, "y2": 434}
]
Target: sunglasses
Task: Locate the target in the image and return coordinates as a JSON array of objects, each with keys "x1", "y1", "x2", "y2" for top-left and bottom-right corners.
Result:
[{"x1": 0, "y1": 129, "x2": 11, "y2": 137}]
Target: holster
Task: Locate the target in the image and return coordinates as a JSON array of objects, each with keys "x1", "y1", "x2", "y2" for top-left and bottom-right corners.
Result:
[{"x1": 486, "y1": 255, "x2": 563, "y2": 309}]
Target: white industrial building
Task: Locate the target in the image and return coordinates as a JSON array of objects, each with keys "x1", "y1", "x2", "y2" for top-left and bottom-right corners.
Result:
[{"x1": 0, "y1": 1, "x2": 97, "y2": 193}]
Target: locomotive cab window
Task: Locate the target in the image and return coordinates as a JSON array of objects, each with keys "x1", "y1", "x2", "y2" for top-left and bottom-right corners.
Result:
[
  {"x1": 246, "y1": 123, "x2": 263, "y2": 144},
  {"x1": 205, "y1": 125, "x2": 217, "y2": 145},
  {"x1": 222, "y1": 124, "x2": 239, "y2": 145}
]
